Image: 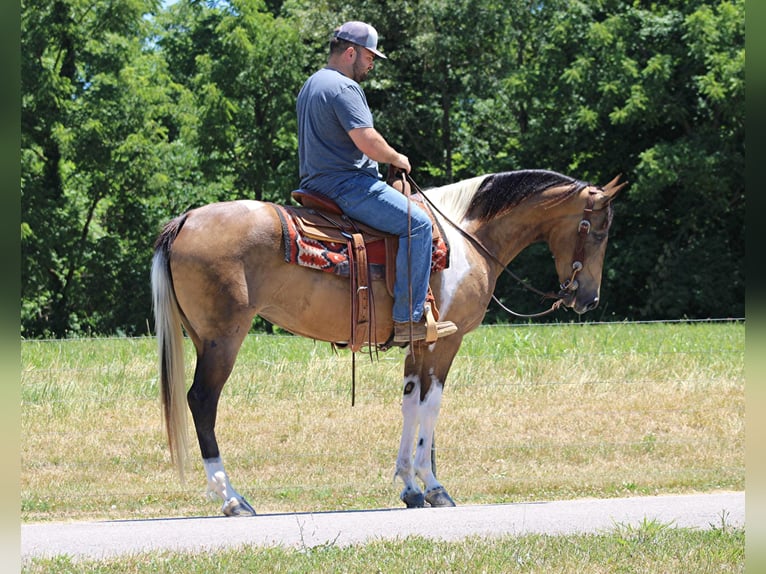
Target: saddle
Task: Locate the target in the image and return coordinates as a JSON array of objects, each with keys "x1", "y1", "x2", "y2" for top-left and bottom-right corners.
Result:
[{"x1": 274, "y1": 182, "x2": 449, "y2": 352}]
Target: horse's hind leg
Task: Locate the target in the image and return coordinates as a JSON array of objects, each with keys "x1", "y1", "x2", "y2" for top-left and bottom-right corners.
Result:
[{"x1": 188, "y1": 337, "x2": 256, "y2": 517}]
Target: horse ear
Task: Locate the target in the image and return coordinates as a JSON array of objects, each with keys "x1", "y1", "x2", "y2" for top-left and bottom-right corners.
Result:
[{"x1": 601, "y1": 174, "x2": 628, "y2": 202}]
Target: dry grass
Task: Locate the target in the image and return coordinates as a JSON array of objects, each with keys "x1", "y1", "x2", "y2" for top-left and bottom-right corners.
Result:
[{"x1": 21, "y1": 322, "x2": 744, "y2": 522}]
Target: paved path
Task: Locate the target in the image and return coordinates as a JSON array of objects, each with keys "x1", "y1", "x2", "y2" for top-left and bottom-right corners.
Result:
[{"x1": 22, "y1": 491, "x2": 744, "y2": 562}]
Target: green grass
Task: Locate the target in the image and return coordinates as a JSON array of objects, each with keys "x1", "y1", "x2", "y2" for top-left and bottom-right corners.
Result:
[
  {"x1": 23, "y1": 519, "x2": 744, "y2": 573},
  {"x1": 21, "y1": 321, "x2": 744, "y2": 523}
]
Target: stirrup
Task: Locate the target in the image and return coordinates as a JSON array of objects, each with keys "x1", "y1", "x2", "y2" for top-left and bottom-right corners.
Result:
[{"x1": 423, "y1": 303, "x2": 438, "y2": 343}]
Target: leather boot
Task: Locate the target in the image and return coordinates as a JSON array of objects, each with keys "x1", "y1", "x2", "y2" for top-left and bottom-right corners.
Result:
[{"x1": 393, "y1": 304, "x2": 457, "y2": 343}]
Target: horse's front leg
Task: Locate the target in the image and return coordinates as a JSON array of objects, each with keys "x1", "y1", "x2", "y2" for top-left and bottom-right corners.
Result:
[
  {"x1": 395, "y1": 343, "x2": 458, "y2": 508},
  {"x1": 395, "y1": 373, "x2": 426, "y2": 507},
  {"x1": 412, "y1": 380, "x2": 455, "y2": 507}
]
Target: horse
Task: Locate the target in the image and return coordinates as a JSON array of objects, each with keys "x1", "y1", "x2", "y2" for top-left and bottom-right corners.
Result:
[{"x1": 151, "y1": 169, "x2": 625, "y2": 516}]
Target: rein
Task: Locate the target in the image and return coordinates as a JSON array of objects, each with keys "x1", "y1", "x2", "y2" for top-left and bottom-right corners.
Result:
[{"x1": 402, "y1": 172, "x2": 598, "y2": 319}]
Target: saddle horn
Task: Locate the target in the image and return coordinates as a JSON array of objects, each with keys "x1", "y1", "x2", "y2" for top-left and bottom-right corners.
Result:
[{"x1": 387, "y1": 165, "x2": 411, "y2": 195}]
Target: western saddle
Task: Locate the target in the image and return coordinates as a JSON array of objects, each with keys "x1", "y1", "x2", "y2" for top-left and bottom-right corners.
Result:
[{"x1": 288, "y1": 172, "x2": 443, "y2": 352}]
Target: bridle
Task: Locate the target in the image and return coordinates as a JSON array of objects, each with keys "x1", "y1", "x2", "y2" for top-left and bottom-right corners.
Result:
[
  {"x1": 557, "y1": 188, "x2": 601, "y2": 299},
  {"x1": 403, "y1": 173, "x2": 608, "y2": 319}
]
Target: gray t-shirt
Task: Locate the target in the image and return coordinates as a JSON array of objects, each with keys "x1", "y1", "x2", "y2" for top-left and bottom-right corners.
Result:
[{"x1": 297, "y1": 67, "x2": 380, "y2": 189}]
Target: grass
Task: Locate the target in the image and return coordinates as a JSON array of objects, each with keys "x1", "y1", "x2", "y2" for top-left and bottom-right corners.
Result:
[
  {"x1": 21, "y1": 321, "x2": 744, "y2": 523},
  {"x1": 23, "y1": 519, "x2": 744, "y2": 573}
]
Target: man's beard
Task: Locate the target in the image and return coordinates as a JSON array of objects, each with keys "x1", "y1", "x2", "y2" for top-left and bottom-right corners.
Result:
[{"x1": 352, "y1": 59, "x2": 371, "y2": 83}]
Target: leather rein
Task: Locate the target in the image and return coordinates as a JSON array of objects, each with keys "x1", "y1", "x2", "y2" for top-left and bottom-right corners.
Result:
[{"x1": 401, "y1": 172, "x2": 602, "y2": 319}]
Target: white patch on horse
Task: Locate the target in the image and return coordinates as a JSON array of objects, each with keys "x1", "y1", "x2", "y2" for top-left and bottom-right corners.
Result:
[
  {"x1": 238, "y1": 200, "x2": 271, "y2": 212},
  {"x1": 414, "y1": 380, "x2": 444, "y2": 492},
  {"x1": 437, "y1": 225, "x2": 472, "y2": 317},
  {"x1": 203, "y1": 457, "x2": 231, "y2": 500},
  {"x1": 395, "y1": 375, "x2": 421, "y2": 488},
  {"x1": 203, "y1": 457, "x2": 251, "y2": 516},
  {"x1": 425, "y1": 176, "x2": 486, "y2": 318}
]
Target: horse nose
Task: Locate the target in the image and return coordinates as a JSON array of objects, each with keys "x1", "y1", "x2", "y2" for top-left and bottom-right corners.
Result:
[
  {"x1": 584, "y1": 296, "x2": 599, "y2": 312},
  {"x1": 574, "y1": 295, "x2": 599, "y2": 314}
]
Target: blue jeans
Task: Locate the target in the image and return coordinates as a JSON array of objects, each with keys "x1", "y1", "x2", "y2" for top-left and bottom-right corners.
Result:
[{"x1": 305, "y1": 173, "x2": 432, "y2": 323}]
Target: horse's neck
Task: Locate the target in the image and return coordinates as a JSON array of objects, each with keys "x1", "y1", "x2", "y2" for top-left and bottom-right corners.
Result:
[
  {"x1": 468, "y1": 195, "x2": 570, "y2": 268},
  {"x1": 470, "y1": 206, "x2": 547, "y2": 265}
]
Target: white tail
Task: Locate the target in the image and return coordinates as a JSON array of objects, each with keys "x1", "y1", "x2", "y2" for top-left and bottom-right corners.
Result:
[{"x1": 151, "y1": 249, "x2": 190, "y2": 481}]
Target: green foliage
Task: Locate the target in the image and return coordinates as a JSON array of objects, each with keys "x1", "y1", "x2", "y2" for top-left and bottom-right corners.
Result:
[
  {"x1": 20, "y1": 0, "x2": 744, "y2": 337},
  {"x1": 481, "y1": 0, "x2": 745, "y2": 322},
  {"x1": 159, "y1": 0, "x2": 304, "y2": 202},
  {"x1": 22, "y1": 0, "x2": 168, "y2": 337}
]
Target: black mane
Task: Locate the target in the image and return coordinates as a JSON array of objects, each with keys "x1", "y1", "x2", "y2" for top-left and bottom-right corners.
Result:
[{"x1": 467, "y1": 169, "x2": 590, "y2": 221}]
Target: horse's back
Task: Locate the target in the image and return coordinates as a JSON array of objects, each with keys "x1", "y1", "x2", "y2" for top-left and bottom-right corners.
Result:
[{"x1": 171, "y1": 200, "x2": 280, "y2": 257}]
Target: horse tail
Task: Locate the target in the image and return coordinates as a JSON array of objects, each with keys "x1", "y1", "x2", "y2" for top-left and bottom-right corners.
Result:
[{"x1": 151, "y1": 214, "x2": 190, "y2": 482}]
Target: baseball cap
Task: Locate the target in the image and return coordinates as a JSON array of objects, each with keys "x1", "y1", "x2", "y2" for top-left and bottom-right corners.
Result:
[{"x1": 334, "y1": 21, "x2": 387, "y2": 59}]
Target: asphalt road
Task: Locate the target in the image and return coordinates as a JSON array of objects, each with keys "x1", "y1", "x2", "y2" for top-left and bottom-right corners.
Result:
[{"x1": 22, "y1": 491, "x2": 744, "y2": 562}]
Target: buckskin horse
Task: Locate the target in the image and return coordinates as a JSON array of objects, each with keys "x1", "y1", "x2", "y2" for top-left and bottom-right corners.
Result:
[{"x1": 151, "y1": 169, "x2": 624, "y2": 516}]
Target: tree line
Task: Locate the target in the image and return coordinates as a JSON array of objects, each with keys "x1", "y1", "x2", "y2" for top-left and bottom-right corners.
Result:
[{"x1": 21, "y1": 0, "x2": 744, "y2": 338}]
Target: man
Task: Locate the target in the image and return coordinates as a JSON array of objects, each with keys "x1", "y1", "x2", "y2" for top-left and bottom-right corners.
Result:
[{"x1": 296, "y1": 21, "x2": 457, "y2": 344}]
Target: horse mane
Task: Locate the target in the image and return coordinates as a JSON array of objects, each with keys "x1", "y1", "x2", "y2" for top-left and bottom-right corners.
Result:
[
  {"x1": 423, "y1": 175, "x2": 488, "y2": 223},
  {"x1": 427, "y1": 169, "x2": 591, "y2": 222}
]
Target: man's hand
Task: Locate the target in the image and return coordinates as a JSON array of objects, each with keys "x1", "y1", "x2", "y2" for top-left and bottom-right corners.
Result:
[{"x1": 392, "y1": 153, "x2": 411, "y2": 174}]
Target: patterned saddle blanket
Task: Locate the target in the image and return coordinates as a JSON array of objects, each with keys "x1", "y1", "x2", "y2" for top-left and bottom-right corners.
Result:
[{"x1": 274, "y1": 193, "x2": 449, "y2": 295}]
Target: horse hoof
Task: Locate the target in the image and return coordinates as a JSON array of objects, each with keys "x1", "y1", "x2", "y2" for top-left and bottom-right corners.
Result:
[
  {"x1": 425, "y1": 486, "x2": 456, "y2": 507},
  {"x1": 400, "y1": 489, "x2": 425, "y2": 508},
  {"x1": 222, "y1": 496, "x2": 256, "y2": 517}
]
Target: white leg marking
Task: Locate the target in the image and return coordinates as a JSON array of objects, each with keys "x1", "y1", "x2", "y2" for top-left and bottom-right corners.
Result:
[
  {"x1": 414, "y1": 378, "x2": 444, "y2": 493},
  {"x1": 395, "y1": 375, "x2": 422, "y2": 500},
  {"x1": 203, "y1": 457, "x2": 253, "y2": 516},
  {"x1": 204, "y1": 457, "x2": 234, "y2": 501}
]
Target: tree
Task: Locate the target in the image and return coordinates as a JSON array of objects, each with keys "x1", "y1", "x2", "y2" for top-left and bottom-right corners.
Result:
[
  {"x1": 20, "y1": 0, "x2": 745, "y2": 337},
  {"x1": 560, "y1": 1, "x2": 745, "y2": 320},
  {"x1": 487, "y1": 0, "x2": 744, "y2": 321},
  {"x1": 22, "y1": 0, "x2": 163, "y2": 336},
  {"x1": 158, "y1": 0, "x2": 305, "y2": 203},
  {"x1": 22, "y1": 0, "x2": 307, "y2": 337},
  {"x1": 21, "y1": 0, "x2": 202, "y2": 336}
]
